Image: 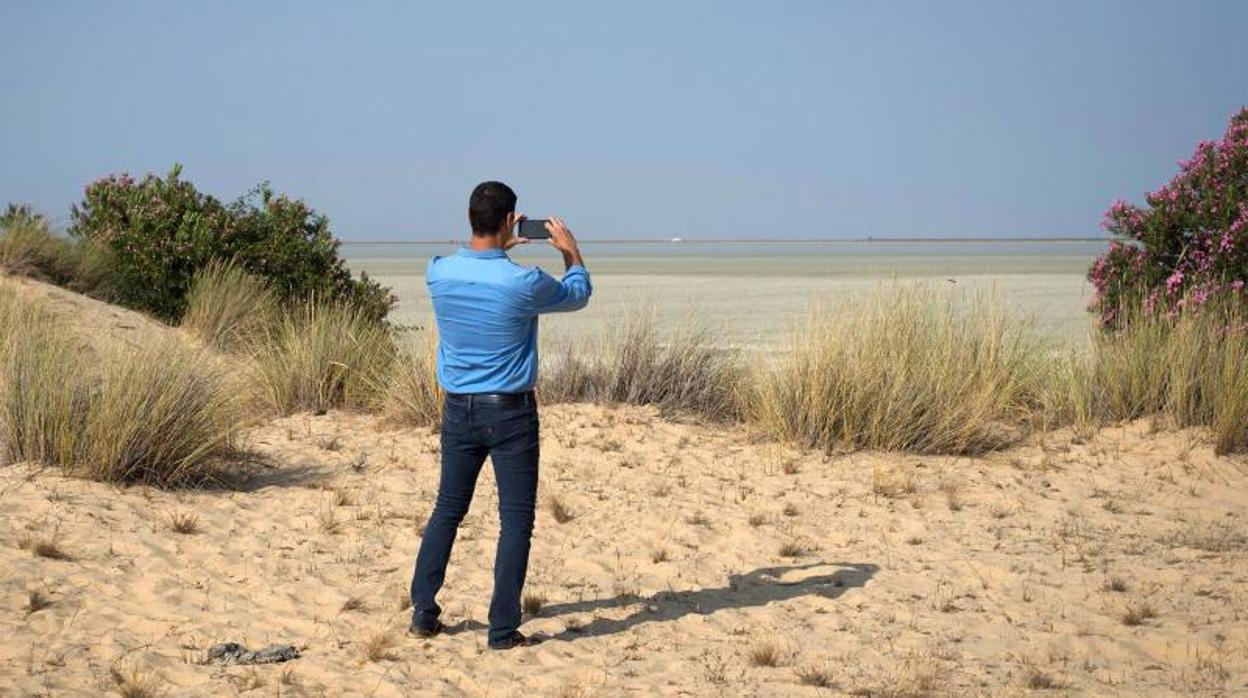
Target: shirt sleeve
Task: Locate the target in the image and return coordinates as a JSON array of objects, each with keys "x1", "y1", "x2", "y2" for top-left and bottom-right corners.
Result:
[{"x1": 526, "y1": 265, "x2": 592, "y2": 314}]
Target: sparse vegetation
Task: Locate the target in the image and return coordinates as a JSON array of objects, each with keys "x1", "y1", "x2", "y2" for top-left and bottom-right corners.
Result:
[
  {"x1": 794, "y1": 664, "x2": 835, "y2": 688},
  {"x1": 522, "y1": 591, "x2": 545, "y2": 616},
  {"x1": 747, "y1": 639, "x2": 786, "y2": 667},
  {"x1": 1121, "y1": 599, "x2": 1158, "y2": 626},
  {"x1": 546, "y1": 494, "x2": 575, "y2": 523},
  {"x1": 361, "y1": 631, "x2": 399, "y2": 662},
  {"x1": 168, "y1": 512, "x2": 200, "y2": 535},
  {"x1": 540, "y1": 310, "x2": 745, "y2": 421}
]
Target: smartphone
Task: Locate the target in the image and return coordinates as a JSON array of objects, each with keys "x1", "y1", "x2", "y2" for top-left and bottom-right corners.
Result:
[{"x1": 517, "y1": 218, "x2": 551, "y2": 239}]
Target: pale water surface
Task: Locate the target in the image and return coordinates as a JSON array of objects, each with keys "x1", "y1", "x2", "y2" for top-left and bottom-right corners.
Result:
[{"x1": 343, "y1": 240, "x2": 1108, "y2": 352}]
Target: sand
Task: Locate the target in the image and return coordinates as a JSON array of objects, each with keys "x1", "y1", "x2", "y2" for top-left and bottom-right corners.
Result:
[
  {"x1": 347, "y1": 241, "x2": 1104, "y2": 350},
  {"x1": 2, "y1": 276, "x2": 1247, "y2": 696}
]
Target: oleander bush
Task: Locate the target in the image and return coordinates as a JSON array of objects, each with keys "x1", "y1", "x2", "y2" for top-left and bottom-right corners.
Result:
[
  {"x1": 66, "y1": 165, "x2": 393, "y2": 322},
  {"x1": 1090, "y1": 107, "x2": 1248, "y2": 325}
]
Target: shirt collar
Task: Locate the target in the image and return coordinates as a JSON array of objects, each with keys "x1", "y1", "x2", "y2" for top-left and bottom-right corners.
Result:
[{"x1": 457, "y1": 246, "x2": 507, "y2": 259}]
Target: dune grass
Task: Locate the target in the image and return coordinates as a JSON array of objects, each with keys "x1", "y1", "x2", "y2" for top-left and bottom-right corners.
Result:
[
  {"x1": 375, "y1": 330, "x2": 443, "y2": 426},
  {"x1": 751, "y1": 286, "x2": 1047, "y2": 455},
  {"x1": 0, "y1": 213, "x2": 116, "y2": 296},
  {"x1": 1053, "y1": 302, "x2": 1248, "y2": 454},
  {"x1": 248, "y1": 298, "x2": 396, "y2": 415},
  {"x1": 182, "y1": 260, "x2": 279, "y2": 352},
  {"x1": 0, "y1": 291, "x2": 242, "y2": 486},
  {"x1": 540, "y1": 310, "x2": 745, "y2": 421}
]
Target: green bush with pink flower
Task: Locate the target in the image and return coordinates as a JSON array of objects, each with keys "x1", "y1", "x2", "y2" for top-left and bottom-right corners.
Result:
[
  {"x1": 1089, "y1": 107, "x2": 1248, "y2": 325},
  {"x1": 67, "y1": 165, "x2": 393, "y2": 322}
]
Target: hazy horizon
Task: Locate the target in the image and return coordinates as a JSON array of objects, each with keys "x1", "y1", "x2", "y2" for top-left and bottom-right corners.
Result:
[{"x1": 3, "y1": 1, "x2": 1245, "y2": 241}]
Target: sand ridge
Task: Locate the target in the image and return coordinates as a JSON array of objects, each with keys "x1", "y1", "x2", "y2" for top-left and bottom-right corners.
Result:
[{"x1": 3, "y1": 401, "x2": 1246, "y2": 696}]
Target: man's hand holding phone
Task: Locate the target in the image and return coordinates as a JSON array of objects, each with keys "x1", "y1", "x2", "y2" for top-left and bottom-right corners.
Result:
[
  {"x1": 514, "y1": 215, "x2": 583, "y2": 269},
  {"x1": 543, "y1": 217, "x2": 583, "y2": 269}
]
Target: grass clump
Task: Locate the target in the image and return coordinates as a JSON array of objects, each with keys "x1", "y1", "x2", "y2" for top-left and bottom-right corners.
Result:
[
  {"x1": 541, "y1": 310, "x2": 744, "y2": 421},
  {"x1": 1055, "y1": 301, "x2": 1248, "y2": 454},
  {"x1": 0, "y1": 293, "x2": 241, "y2": 487},
  {"x1": 752, "y1": 286, "x2": 1045, "y2": 455},
  {"x1": 182, "y1": 259, "x2": 278, "y2": 352},
  {"x1": 377, "y1": 330, "x2": 442, "y2": 426},
  {"x1": 249, "y1": 299, "x2": 395, "y2": 415}
]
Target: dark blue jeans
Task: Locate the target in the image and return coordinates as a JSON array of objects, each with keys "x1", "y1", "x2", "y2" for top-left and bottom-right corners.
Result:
[{"x1": 410, "y1": 393, "x2": 540, "y2": 647}]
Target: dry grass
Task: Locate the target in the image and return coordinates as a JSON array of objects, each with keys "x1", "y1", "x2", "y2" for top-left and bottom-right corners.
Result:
[
  {"x1": 110, "y1": 662, "x2": 162, "y2": 698},
  {"x1": 376, "y1": 330, "x2": 442, "y2": 426},
  {"x1": 752, "y1": 286, "x2": 1045, "y2": 455},
  {"x1": 182, "y1": 259, "x2": 278, "y2": 352},
  {"x1": 540, "y1": 310, "x2": 745, "y2": 421},
  {"x1": 1121, "y1": 599, "x2": 1158, "y2": 626},
  {"x1": 24, "y1": 589, "x2": 52, "y2": 615},
  {"x1": 746, "y1": 639, "x2": 786, "y2": 667},
  {"x1": 19, "y1": 533, "x2": 71, "y2": 560},
  {"x1": 793, "y1": 664, "x2": 835, "y2": 688},
  {"x1": 361, "y1": 631, "x2": 399, "y2": 662},
  {"x1": 546, "y1": 494, "x2": 575, "y2": 523},
  {"x1": 1067, "y1": 303, "x2": 1248, "y2": 454},
  {"x1": 0, "y1": 294, "x2": 242, "y2": 486},
  {"x1": 522, "y1": 591, "x2": 545, "y2": 616},
  {"x1": 249, "y1": 298, "x2": 396, "y2": 415},
  {"x1": 167, "y1": 511, "x2": 200, "y2": 535}
]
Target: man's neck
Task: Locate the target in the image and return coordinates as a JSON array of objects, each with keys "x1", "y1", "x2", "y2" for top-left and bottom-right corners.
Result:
[{"x1": 468, "y1": 233, "x2": 503, "y2": 251}]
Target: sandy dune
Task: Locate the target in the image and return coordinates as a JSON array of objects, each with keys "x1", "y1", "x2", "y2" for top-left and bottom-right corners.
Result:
[
  {"x1": 3, "y1": 400, "x2": 1247, "y2": 696},
  {"x1": 2, "y1": 275, "x2": 1246, "y2": 695}
]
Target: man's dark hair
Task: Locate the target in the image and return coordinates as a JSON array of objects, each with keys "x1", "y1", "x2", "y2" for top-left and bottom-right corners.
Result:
[{"x1": 469, "y1": 181, "x2": 517, "y2": 236}]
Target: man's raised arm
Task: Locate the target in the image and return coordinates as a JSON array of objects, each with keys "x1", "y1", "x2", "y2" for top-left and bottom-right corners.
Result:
[{"x1": 527, "y1": 217, "x2": 591, "y2": 314}]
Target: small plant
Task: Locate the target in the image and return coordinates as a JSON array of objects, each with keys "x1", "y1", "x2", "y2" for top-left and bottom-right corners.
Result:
[
  {"x1": 748, "y1": 512, "x2": 767, "y2": 527},
  {"x1": 25, "y1": 589, "x2": 52, "y2": 615},
  {"x1": 782, "y1": 503, "x2": 799, "y2": 517},
  {"x1": 747, "y1": 639, "x2": 785, "y2": 667},
  {"x1": 361, "y1": 632, "x2": 398, "y2": 662},
  {"x1": 19, "y1": 534, "x2": 71, "y2": 561},
  {"x1": 110, "y1": 662, "x2": 162, "y2": 698},
  {"x1": 778, "y1": 540, "x2": 808, "y2": 558},
  {"x1": 872, "y1": 463, "x2": 919, "y2": 499},
  {"x1": 1121, "y1": 600, "x2": 1158, "y2": 626},
  {"x1": 1103, "y1": 576, "x2": 1129, "y2": 593},
  {"x1": 522, "y1": 591, "x2": 545, "y2": 616},
  {"x1": 546, "y1": 494, "x2": 575, "y2": 523},
  {"x1": 340, "y1": 597, "x2": 365, "y2": 613},
  {"x1": 651, "y1": 547, "x2": 670, "y2": 563},
  {"x1": 794, "y1": 664, "x2": 834, "y2": 688},
  {"x1": 168, "y1": 512, "x2": 200, "y2": 535}
]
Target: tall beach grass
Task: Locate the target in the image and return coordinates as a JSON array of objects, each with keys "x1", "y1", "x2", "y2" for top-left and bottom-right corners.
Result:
[
  {"x1": 751, "y1": 287, "x2": 1048, "y2": 455},
  {"x1": 182, "y1": 260, "x2": 278, "y2": 352},
  {"x1": 0, "y1": 290, "x2": 242, "y2": 486},
  {"x1": 248, "y1": 298, "x2": 396, "y2": 415},
  {"x1": 540, "y1": 310, "x2": 745, "y2": 421}
]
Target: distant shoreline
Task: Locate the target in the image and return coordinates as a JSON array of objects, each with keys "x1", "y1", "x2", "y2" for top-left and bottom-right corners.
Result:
[{"x1": 340, "y1": 237, "x2": 1113, "y2": 245}]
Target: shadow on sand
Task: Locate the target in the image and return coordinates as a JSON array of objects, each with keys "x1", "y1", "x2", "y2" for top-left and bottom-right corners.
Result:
[{"x1": 522, "y1": 561, "x2": 878, "y2": 642}]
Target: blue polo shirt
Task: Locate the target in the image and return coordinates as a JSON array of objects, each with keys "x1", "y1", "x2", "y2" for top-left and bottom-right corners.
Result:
[{"x1": 427, "y1": 247, "x2": 592, "y2": 394}]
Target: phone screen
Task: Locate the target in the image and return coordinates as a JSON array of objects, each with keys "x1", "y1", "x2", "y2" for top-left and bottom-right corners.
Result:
[{"x1": 518, "y1": 219, "x2": 551, "y2": 239}]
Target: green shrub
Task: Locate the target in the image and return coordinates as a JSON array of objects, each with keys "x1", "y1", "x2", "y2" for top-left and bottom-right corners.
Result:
[{"x1": 67, "y1": 165, "x2": 393, "y2": 322}]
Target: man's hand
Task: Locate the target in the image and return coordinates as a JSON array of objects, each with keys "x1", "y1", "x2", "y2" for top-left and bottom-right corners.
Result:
[
  {"x1": 544, "y1": 216, "x2": 583, "y2": 268},
  {"x1": 503, "y1": 212, "x2": 530, "y2": 250}
]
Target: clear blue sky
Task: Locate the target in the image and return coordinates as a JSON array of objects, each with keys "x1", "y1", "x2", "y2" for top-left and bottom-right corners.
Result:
[{"x1": 2, "y1": 1, "x2": 1245, "y2": 240}]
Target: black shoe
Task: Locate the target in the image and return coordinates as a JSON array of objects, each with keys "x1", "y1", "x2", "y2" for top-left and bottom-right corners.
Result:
[
  {"x1": 488, "y1": 631, "x2": 541, "y2": 650},
  {"x1": 409, "y1": 620, "x2": 445, "y2": 638}
]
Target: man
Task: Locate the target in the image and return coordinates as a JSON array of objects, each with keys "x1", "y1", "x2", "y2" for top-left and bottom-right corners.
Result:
[{"x1": 409, "y1": 181, "x2": 591, "y2": 650}]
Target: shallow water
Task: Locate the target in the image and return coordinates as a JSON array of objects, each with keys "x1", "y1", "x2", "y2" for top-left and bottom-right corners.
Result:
[{"x1": 344, "y1": 240, "x2": 1107, "y2": 350}]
